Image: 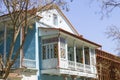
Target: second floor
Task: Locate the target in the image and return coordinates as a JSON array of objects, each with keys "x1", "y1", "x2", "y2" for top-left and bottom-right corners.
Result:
[{"x1": 39, "y1": 27, "x2": 101, "y2": 78}]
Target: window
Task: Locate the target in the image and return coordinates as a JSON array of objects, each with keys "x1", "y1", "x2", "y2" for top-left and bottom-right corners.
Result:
[
  {"x1": 68, "y1": 47, "x2": 74, "y2": 61},
  {"x1": 53, "y1": 14, "x2": 58, "y2": 25},
  {"x1": 42, "y1": 44, "x2": 58, "y2": 59},
  {"x1": 76, "y1": 48, "x2": 83, "y2": 63},
  {"x1": 84, "y1": 47, "x2": 90, "y2": 65},
  {"x1": 42, "y1": 37, "x2": 58, "y2": 59}
]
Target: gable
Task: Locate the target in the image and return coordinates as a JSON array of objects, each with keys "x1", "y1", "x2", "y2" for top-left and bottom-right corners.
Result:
[{"x1": 37, "y1": 7, "x2": 79, "y2": 35}]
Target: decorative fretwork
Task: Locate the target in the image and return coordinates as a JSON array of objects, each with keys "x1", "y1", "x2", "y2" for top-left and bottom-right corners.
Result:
[
  {"x1": 42, "y1": 37, "x2": 58, "y2": 44},
  {"x1": 42, "y1": 46, "x2": 46, "y2": 59},
  {"x1": 60, "y1": 42, "x2": 66, "y2": 59},
  {"x1": 54, "y1": 44, "x2": 58, "y2": 58}
]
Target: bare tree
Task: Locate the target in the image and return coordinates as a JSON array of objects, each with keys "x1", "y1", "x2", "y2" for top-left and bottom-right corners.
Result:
[
  {"x1": 93, "y1": 0, "x2": 120, "y2": 55},
  {"x1": 93, "y1": 0, "x2": 120, "y2": 17},
  {"x1": 0, "y1": 0, "x2": 73, "y2": 79},
  {"x1": 106, "y1": 26, "x2": 120, "y2": 55}
]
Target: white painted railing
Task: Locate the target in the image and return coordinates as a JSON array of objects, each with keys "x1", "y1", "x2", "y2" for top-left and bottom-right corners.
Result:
[
  {"x1": 23, "y1": 59, "x2": 36, "y2": 68},
  {"x1": 68, "y1": 61, "x2": 75, "y2": 69},
  {"x1": 85, "y1": 64, "x2": 91, "y2": 73},
  {"x1": 68, "y1": 60, "x2": 92, "y2": 73},
  {"x1": 42, "y1": 59, "x2": 95, "y2": 74},
  {"x1": 60, "y1": 58, "x2": 68, "y2": 68},
  {"x1": 76, "y1": 62, "x2": 84, "y2": 71}
]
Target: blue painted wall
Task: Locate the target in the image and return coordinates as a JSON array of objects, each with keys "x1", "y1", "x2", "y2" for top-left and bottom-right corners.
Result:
[
  {"x1": 12, "y1": 33, "x2": 20, "y2": 68},
  {"x1": 0, "y1": 28, "x2": 20, "y2": 68},
  {"x1": 24, "y1": 25, "x2": 36, "y2": 60}
]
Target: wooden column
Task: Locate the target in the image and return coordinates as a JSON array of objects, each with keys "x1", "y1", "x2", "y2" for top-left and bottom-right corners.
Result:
[
  {"x1": 57, "y1": 35, "x2": 61, "y2": 68},
  {"x1": 65, "y1": 38, "x2": 68, "y2": 60},
  {"x1": 89, "y1": 48, "x2": 92, "y2": 73},
  {"x1": 82, "y1": 45, "x2": 85, "y2": 72},
  {"x1": 74, "y1": 41, "x2": 76, "y2": 70}
]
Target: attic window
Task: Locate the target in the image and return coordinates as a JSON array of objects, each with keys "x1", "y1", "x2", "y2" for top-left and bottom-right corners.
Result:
[{"x1": 53, "y1": 14, "x2": 58, "y2": 25}]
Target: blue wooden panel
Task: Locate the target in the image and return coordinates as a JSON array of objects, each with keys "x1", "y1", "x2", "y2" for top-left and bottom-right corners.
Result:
[
  {"x1": 12, "y1": 34, "x2": 20, "y2": 59},
  {"x1": 12, "y1": 33, "x2": 20, "y2": 68},
  {"x1": 24, "y1": 26, "x2": 36, "y2": 60},
  {"x1": 0, "y1": 42, "x2": 4, "y2": 55},
  {"x1": 0, "y1": 30, "x2": 4, "y2": 55},
  {"x1": 3, "y1": 28, "x2": 20, "y2": 68}
]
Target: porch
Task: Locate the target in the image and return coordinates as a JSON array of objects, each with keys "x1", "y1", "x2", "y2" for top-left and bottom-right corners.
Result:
[{"x1": 39, "y1": 28, "x2": 100, "y2": 79}]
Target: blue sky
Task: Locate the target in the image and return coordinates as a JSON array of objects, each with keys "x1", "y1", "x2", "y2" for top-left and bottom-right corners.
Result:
[{"x1": 63, "y1": 0, "x2": 120, "y2": 55}]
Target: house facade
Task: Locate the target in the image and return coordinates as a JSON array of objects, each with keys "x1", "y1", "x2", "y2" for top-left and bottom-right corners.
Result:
[{"x1": 0, "y1": 5, "x2": 101, "y2": 80}]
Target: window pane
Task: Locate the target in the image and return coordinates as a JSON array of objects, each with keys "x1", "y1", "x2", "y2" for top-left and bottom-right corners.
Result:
[
  {"x1": 42, "y1": 46, "x2": 46, "y2": 59},
  {"x1": 47, "y1": 45, "x2": 49, "y2": 59},
  {"x1": 84, "y1": 47, "x2": 90, "y2": 65},
  {"x1": 76, "y1": 48, "x2": 83, "y2": 63},
  {"x1": 68, "y1": 47, "x2": 74, "y2": 61}
]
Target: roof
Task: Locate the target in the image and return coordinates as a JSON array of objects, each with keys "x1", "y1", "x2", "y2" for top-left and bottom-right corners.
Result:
[{"x1": 39, "y1": 27, "x2": 102, "y2": 48}]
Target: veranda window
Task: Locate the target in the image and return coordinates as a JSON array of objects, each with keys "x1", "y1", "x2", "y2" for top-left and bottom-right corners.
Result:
[
  {"x1": 76, "y1": 47, "x2": 83, "y2": 63},
  {"x1": 42, "y1": 37, "x2": 58, "y2": 59},
  {"x1": 84, "y1": 47, "x2": 90, "y2": 65}
]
